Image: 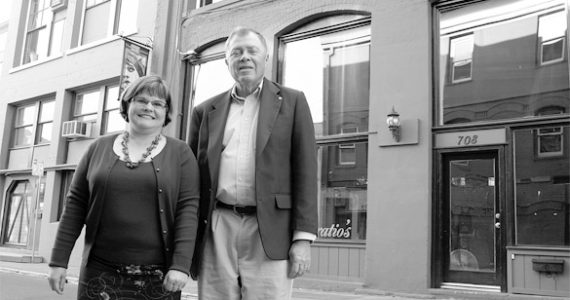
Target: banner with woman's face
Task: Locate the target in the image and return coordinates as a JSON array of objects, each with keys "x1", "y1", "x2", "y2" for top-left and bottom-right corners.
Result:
[{"x1": 119, "y1": 40, "x2": 150, "y2": 98}]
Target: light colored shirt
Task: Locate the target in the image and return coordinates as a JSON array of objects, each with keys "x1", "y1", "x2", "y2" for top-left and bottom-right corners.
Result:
[
  {"x1": 216, "y1": 81, "x2": 316, "y2": 242},
  {"x1": 216, "y1": 83, "x2": 262, "y2": 207}
]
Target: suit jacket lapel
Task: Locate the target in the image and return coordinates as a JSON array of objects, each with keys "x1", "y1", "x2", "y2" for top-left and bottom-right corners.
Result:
[
  {"x1": 256, "y1": 79, "x2": 283, "y2": 157},
  {"x1": 207, "y1": 91, "x2": 231, "y2": 188}
]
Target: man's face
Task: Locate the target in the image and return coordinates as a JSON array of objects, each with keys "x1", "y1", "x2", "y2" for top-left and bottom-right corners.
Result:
[{"x1": 225, "y1": 32, "x2": 268, "y2": 88}]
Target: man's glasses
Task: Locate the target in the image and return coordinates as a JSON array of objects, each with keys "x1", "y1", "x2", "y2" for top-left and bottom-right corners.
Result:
[{"x1": 132, "y1": 97, "x2": 168, "y2": 110}]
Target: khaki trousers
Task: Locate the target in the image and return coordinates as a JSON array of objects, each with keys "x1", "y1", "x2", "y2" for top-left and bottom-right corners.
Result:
[{"x1": 198, "y1": 208, "x2": 293, "y2": 300}]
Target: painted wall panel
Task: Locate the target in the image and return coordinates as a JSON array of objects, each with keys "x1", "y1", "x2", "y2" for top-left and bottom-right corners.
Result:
[{"x1": 508, "y1": 248, "x2": 570, "y2": 297}]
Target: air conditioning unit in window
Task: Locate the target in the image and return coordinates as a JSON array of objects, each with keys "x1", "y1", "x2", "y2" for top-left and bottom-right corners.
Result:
[{"x1": 62, "y1": 120, "x2": 91, "y2": 139}]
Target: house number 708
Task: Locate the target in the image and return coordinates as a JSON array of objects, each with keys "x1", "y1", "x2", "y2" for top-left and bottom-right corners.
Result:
[{"x1": 457, "y1": 135, "x2": 478, "y2": 146}]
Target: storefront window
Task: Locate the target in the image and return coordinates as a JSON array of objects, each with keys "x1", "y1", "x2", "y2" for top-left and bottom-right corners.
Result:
[
  {"x1": 318, "y1": 143, "x2": 368, "y2": 241},
  {"x1": 281, "y1": 18, "x2": 370, "y2": 242},
  {"x1": 514, "y1": 125, "x2": 570, "y2": 246},
  {"x1": 438, "y1": 0, "x2": 569, "y2": 125}
]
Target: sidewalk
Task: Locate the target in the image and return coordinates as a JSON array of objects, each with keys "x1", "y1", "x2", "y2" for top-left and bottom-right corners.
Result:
[
  {"x1": 0, "y1": 260, "x2": 439, "y2": 300},
  {"x1": 2, "y1": 260, "x2": 567, "y2": 300}
]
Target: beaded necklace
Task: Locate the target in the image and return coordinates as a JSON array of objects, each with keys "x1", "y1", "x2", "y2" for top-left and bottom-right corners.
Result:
[{"x1": 121, "y1": 131, "x2": 161, "y2": 169}]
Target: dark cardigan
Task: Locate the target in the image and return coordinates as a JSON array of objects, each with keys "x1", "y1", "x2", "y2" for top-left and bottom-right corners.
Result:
[{"x1": 49, "y1": 134, "x2": 200, "y2": 275}]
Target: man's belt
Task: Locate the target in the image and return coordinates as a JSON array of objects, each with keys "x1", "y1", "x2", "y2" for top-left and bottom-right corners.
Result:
[{"x1": 216, "y1": 201, "x2": 256, "y2": 215}]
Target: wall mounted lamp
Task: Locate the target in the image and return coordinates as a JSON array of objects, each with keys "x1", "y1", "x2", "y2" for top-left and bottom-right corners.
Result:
[{"x1": 386, "y1": 106, "x2": 401, "y2": 142}]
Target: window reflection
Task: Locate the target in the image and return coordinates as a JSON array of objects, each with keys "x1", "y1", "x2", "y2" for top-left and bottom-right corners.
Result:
[
  {"x1": 438, "y1": 0, "x2": 569, "y2": 125},
  {"x1": 448, "y1": 159, "x2": 496, "y2": 272},
  {"x1": 37, "y1": 100, "x2": 54, "y2": 143},
  {"x1": 282, "y1": 20, "x2": 370, "y2": 242},
  {"x1": 75, "y1": 89, "x2": 100, "y2": 119},
  {"x1": 318, "y1": 143, "x2": 368, "y2": 241},
  {"x1": 103, "y1": 85, "x2": 125, "y2": 133},
  {"x1": 117, "y1": 0, "x2": 138, "y2": 35},
  {"x1": 283, "y1": 25, "x2": 370, "y2": 137},
  {"x1": 514, "y1": 125, "x2": 570, "y2": 246},
  {"x1": 192, "y1": 58, "x2": 234, "y2": 107},
  {"x1": 538, "y1": 10, "x2": 566, "y2": 65},
  {"x1": 14, "y1": 105, "x2": 36, "y2": 147}
]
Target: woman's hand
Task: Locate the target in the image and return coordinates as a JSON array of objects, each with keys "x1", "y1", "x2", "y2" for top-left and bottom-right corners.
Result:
[
  {"x1": 163, "y1": 270, "x2": 188, "y2": 292},
  {"x1": 48, "y1": 267, "x2": 67, "y2": 294}
]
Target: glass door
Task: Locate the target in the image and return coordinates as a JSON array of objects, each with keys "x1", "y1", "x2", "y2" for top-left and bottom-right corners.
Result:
[{"x1": 441, "y1": 151, "x2": 503, "y2": 287}]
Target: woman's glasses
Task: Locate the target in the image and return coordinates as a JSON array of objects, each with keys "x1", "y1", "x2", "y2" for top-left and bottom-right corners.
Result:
[{"x1": 132, "y1": 97, "x2": 168, "y2": 110}]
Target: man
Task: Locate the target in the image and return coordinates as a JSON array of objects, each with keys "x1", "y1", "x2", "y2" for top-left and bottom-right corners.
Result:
[{"x1": 188, "y1": 27, "x2": 318, "y2": 299}]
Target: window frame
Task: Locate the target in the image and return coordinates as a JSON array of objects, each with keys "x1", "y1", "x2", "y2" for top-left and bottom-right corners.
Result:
[
  {"x1": 102, "y1": 84, "x2": 123, "y2": 134},
  {"x1": 13, "y1": 104, "x2": 37, "y2": 148},
  {"x1": 36, "y1": 100, "x2": 55, "y2": 145},
  {"x1": 20, "y1": 0, "x2": 66, "y2": 65},
  {"x1": 77, "y1": 0, "x2": 137, "y2": 46},
  {"x1": 73, "y1": 88, "x2": 100, "y2": 122},
  {"x1": 72, "y1": 82, "x2": 124, "y2": 136},
  {"x1": 538, "y1": 10, "x2": 566, "y2": 66},
  {"x1": 11, "y1": 98, "x2": 57, "y2": 148}
]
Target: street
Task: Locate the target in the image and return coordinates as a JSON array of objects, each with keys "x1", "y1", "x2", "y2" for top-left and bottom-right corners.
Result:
[{"x1": 0, "y1": 272, "x2": 78, "y2": 300}]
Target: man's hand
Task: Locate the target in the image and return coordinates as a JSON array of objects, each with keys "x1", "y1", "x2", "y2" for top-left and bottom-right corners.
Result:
[
  {"x1": 163, "y1": 270, "x2": 188, "y2": 292},
  {"x1": 288, "y1": 240, "x2": 311, "y2": 278},
  {"x1": 48, "y1": 267, "x2": 67, "y2": 295}
]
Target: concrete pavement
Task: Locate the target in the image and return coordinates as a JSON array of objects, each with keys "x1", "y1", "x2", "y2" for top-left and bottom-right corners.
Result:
[
  {"x1": 0, "y1": 260, "x2": 433, "y2": 300},
  {"x1": 2, "y1": 260, "x2": 567, "y2": 300}
]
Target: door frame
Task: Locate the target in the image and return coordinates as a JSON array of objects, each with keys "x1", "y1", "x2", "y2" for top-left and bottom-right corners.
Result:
[
  {"x1": 432, "y1": 145, "x2": 507, "y2": 292},
  {"x1": 1, "y1": 175, "x2": 40, "y2": 249}
]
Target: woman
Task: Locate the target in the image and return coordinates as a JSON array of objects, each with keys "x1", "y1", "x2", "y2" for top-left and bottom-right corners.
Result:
[{"x1": 48, "y1": 75, "x2": 199, "y2": 300}]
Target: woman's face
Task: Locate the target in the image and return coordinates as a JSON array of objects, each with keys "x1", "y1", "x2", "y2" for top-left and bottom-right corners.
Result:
[{"x1": 127, "y1": 92, "x2": 168, "y2": 132}]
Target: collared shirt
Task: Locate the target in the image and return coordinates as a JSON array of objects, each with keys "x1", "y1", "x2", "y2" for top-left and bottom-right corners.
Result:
[
  {"x1": 215, "y1": 81, "x2": 316, "y2": 243},
  {"x1": 216, "y1": 82, "x2": 263, "y2": 206}
]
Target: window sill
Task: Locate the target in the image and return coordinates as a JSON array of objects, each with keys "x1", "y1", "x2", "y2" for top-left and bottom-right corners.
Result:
[
  {"x1": 66, "y1": 35, "x2": 123, "y2": 56},
  {"x1": 314, "y1": 240, "x2": 366, "y2": 247},
  {"x1": 9, "y1": 54, "x2": 64, "y2": 74}
]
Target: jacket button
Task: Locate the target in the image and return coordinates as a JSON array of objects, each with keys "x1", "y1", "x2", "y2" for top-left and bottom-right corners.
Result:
[
  {"x1": 204, "y1": 220, "x2": 208, "y2": 224},
  {"x1": 163, "y1": 230, "x2": 167, "y2": 234},
  {"x1": 160, "y1": 209, "x2": 164, "y2": 213},
  {"x1": 166, "y1": 248, "x2": 170, "y2": 252},
  {"x1": 159, "y1": 189, "x2": 163, "y2": 193},
  {"x1": 156, "y1": 168, "x2": 160, "y2": 172}
]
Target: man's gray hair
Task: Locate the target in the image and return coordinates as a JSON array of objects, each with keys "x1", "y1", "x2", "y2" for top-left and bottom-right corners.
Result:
[{"x1": 225, "y1": 27, "x2": 268, "y2": 53}]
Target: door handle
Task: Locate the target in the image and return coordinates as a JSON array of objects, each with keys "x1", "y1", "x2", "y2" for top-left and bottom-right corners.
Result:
[{"x1": 495, "y1": 222, "x2": 501, "y2": 229}]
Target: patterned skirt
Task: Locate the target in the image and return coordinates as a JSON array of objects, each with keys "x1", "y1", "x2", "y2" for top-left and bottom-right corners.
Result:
[{"x1": 78, "y1": 256, "x2": 181, "y2": 300}]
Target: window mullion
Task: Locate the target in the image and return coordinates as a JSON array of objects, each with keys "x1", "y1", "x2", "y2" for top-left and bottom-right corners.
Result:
[
  {"x1": 78, "y1": 0, "x2": 87, "y2": 46},
  {"x1": 20, "y1": 1, "x2": 35, "y2": 65},
  {"x1": 108, "y1": 0, "x2": 118, "y2": 36}
]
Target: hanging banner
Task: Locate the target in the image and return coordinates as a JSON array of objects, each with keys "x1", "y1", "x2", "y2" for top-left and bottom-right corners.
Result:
[{"x1": 119, "y1": 39, "x2": 150, "y2": 98}]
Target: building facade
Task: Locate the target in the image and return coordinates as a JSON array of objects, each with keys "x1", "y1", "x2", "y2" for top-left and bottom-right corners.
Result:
[
  {"x1": 0, "y1": 0, "x2": 568, "y2": 298},
  {"x1": 167, "y1": 0, "x2": 570, "y2": 297},
  {"x1": 0, "y1": 0, "x2": 172, "y2": 267}
]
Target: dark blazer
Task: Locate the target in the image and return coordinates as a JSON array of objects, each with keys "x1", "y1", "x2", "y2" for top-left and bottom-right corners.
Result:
[
  {"x1": 188, "y1": 78, "x2": 318, "y2": 279},
  {"x1": 49, "y1": 134, "x2": 200, "y2": 275}
]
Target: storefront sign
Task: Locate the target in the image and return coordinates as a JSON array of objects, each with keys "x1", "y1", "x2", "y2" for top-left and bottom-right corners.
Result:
[
  {"x1": 435, "y1": 128, "x2": 506, "y2": 149},
  {"x1": 318, "y1": 219, "x2": 352, "y2": 239}
]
